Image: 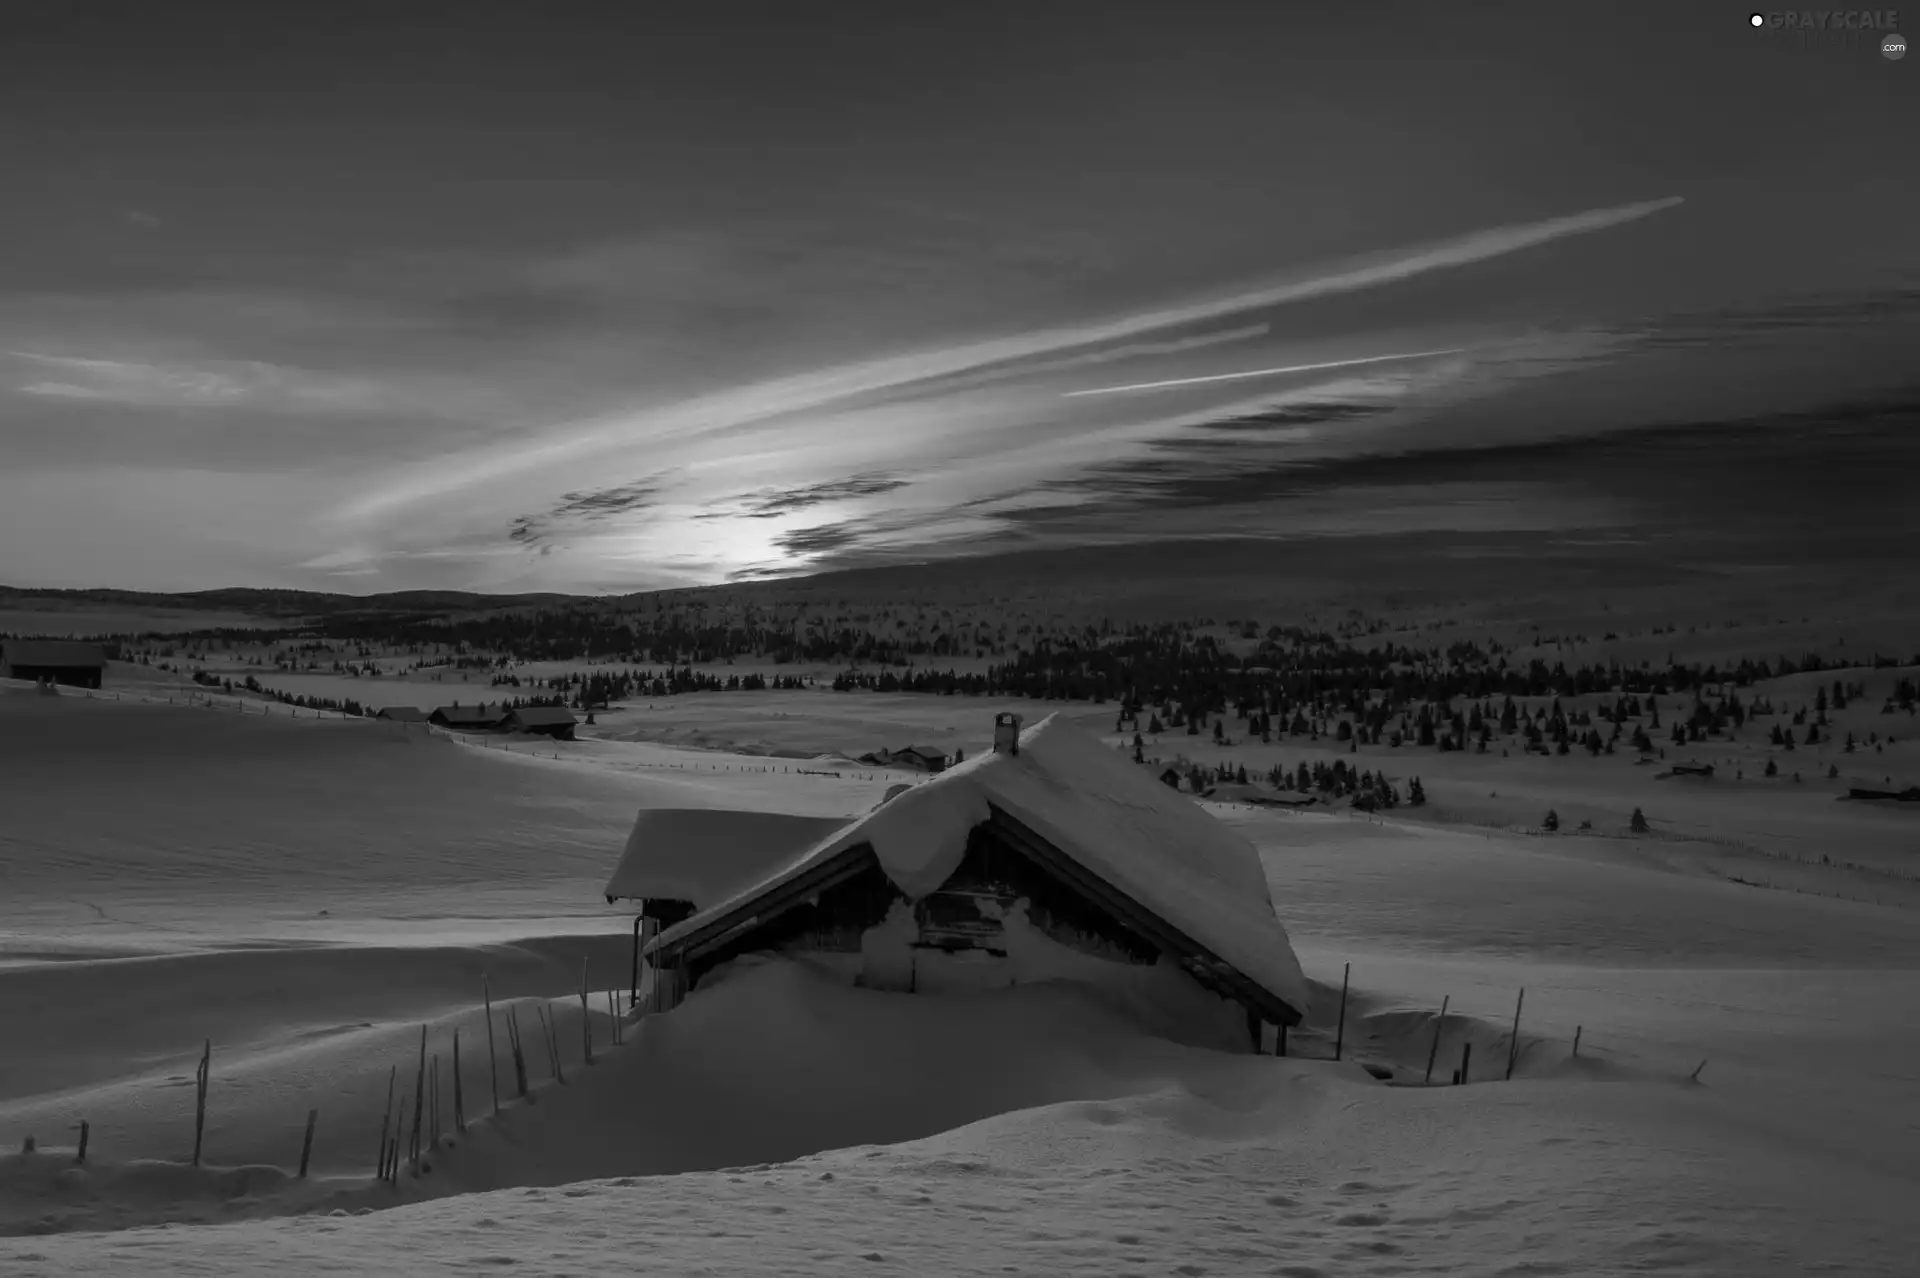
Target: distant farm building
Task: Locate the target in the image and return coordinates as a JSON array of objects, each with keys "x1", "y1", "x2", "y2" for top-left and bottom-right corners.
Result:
[
  {"x1": 503, "y1": 706, "x2": 578, "y2": 739},
  {"x1": 374, "y1": 706, "x2": 429, "y2": 723},
  {"x1": 1, "y1": 640, "x2": 108, "y2": 689},
  {"x1": 1660, "y1": 762, "x2": 1715, "y2": 779},
  {"x1": 856, "y1": 745, "x2": 949, "y2": 773},
  {"x1": 428, "y1": 703, "x2": 507, "y2": 731},
  {"x1": 638, "y1": 714, "x2": 1310, "y2": 1052},
  {"x1": 1158, "y1": 767, "x2": 1183, "y2": 788},
  {"x1": 1845, "y1": 786, "x2": 1920, "y2": 803}
]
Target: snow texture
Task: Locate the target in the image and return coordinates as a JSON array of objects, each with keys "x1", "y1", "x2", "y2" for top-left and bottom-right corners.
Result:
[
  {"x1": 656, "y1": 714, "x2": 1311, "y2": 1018},
  {"x1": 603, "y1": 809, "x2": 851, "y2": 905}
]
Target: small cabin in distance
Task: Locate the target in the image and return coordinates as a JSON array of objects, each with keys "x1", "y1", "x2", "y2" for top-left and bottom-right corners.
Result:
[
  {"x1": 428, "y1": 703, "x2": 507, "y2": 731},
  {"x1": 1, "y1": 640, "x2": 108, "y2": 689},
  {"x1": 503, "y1": 706, "x2": 578, "y2": 740}
]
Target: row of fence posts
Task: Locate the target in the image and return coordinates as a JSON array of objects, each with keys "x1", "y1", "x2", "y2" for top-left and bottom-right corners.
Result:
[
  {"x1": 16, "y1": 956, "x2": 638, "y2": 1181},
  {"x1": 31, "y1": 1037, "x2": 321, "y2": 1176},
  {"x1": 1276, "y1": 965, "x2": 1584, "y2": 1087},
  {"x1": 376, "y1": 957, "x2": 624, "y2": 1184}
]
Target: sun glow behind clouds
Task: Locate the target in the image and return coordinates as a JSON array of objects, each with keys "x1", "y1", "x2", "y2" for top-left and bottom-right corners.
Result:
[{"x1": 310, "y1": 197, "x2": 1687, "y2": 584}]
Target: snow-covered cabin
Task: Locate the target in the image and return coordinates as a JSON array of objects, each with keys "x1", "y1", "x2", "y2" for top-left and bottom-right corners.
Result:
[
  {"x1": 374, "y1": 705, "x2": 428, "y2": 723},
  {"x1": 642, "y1": 714, "x2": 1310, "y2": 1048}
]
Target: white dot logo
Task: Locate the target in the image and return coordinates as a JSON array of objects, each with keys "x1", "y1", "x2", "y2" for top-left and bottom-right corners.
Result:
[
  {"x1": 1885, "y1": 33, "x2": 1907, "y2": 60},
  {"x1": 1749, "y1": 12, "x2": 1765, "y2": 27}
]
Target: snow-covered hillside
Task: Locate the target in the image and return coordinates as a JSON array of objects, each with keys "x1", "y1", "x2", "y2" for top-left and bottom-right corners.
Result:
[{"x1": 2, "y1": 683, "x2": 1916, "y2": 1274}]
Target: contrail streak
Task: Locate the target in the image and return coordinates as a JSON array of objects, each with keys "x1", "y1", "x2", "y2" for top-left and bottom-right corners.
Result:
[{"x1": 1062, "y1": 347, "x2": 1466, "y2": 397}]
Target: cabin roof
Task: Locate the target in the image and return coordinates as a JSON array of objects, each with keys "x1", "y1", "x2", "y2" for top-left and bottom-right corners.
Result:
[
  {"x1": 505, "y1": 706, "x2": 578, "y2": 726},
  {"x1": 604, "y1": 809, "x2": 854, "y2": 906},
  {"x1": 431, "y1": 704, "x2": 505, "y2": 723}
]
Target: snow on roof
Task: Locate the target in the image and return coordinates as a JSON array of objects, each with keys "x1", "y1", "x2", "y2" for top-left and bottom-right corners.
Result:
[
  {"x1": 431, "y1": 704, "x2": 505, "y2": 723},
  {"x1": 605, "y1": 809, "x2": 854, "y2": 907},
  {"x1": 655, "y1": 714, "x2": 1311, "y2": 1017},
  {"x1": 506, "y1": 706, "x2": 578, "y2": 726}
]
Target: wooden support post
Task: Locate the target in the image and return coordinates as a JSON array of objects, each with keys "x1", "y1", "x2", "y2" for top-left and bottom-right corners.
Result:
[
  {"x1": 1505, "y1": 988, "x2": 1526, "y2": 1081},
  {"x1": 606, "y1": 989, "x2": 620, "y2": 1046},
  {"x1": 1276, "y1": 1022, "x2": 1288, "y2": 1057},
  {"x1": 1424, "y1": 995, "x2": 1450, "y2": 1084},
  {"x1": 1571, "y1": 1025, "x2": 1582, "y2": 1058},
  {"x1": 299, "y1": 1108, "x2": 317, "y2": 1178},
  {"x1": 453, "y1": 1029, "x2": 466, "y2": 1133},
  {"x1": 630, "y1": 915, "x2": 643, "y2": 1009},
  {"x1": 580, "y1": 958, "x2": 594, "y2": 1065},
  {"x1": 1457, "y1": 1041, "x2": 1472, "y2": 1085},
  {"x1": 484, "y1": 974, "x2": 501, "y2": 1116},
  {"x1": 192, "y1": 1039, "x2": 211, "y2": 1167},
  {"x1": 76, "y1": 1120, "x2": 89, "y2": 1164},
  {"x1": 430, "y1": 1053, "x2": 441, "y2": 1149},
  {"x1": 1245, "y1": 1006, "x2": 1262, "y2": 1054},
  {"x1": 1334, "y1": 963, "x2": 1350, "y2": 1062},
  {"x1": 409, "y1": 1026, "x2": 427, "y2": 1167}
]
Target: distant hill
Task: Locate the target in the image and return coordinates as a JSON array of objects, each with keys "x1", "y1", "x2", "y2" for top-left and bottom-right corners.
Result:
[{"x1": 0, "y1": 585, "x2": 583, "y2": 619}]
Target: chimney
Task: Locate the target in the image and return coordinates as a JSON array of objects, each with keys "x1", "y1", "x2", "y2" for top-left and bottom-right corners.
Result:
[{"x1": 993, "y1": 712, "x2": 1023, "y2": 756}]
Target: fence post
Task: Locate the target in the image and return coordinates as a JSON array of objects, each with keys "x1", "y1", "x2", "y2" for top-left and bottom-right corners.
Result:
[
  {"x1": 191, "y1": 1040, "x2": 211, "y2": 1166},
  {"x1": 484, "y1": 974, "x2": 501, "y2": 1115},
  {"x1": 453, "y1": 1029, "x2": 466, "y2": 1132},
  {"x1": 409, "y1": 1026, "x2": 427, "y2": 1168},
  {"x1": 1505, "y1": 988, "x2": 1526, "y2": 1081},
  {"x1": 1457, "y1": 1041, "x2": 1472, "y2": 1085},
  {"x1": 298, "y1": 1108, "x2": 317, "y2": 1178},
  {"x1": 376, "y1": 1065, "x2": 396, "y2": 1180},
  {"x1": 1334, "y1": 963, "x2": 1350, "y2": 1062},
  {"x1": 1424, "y1": 995, "x2": 1450, "y2": 1083}
]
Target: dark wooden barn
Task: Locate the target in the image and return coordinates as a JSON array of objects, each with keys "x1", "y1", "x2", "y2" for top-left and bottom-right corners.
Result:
[
  {"x1": 1, "y1": 640, "x2": 108, "y2": 689},
  {"x1": 502, "y1": 706, "x2": 578, "y2": 739}
]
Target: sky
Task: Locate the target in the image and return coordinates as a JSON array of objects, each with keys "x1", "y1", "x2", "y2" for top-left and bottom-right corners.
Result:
[{"x1": 0, "y1": 2, "x2": 1914, "y2": 594}]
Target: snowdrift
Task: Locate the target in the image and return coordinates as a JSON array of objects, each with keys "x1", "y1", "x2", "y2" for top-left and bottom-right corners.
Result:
[{"x1": 410, "y1": 956, "x2": 1337, "y2": 1194}]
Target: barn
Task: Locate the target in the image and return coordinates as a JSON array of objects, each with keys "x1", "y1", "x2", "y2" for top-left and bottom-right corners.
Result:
[
  {"x1": 640, "y1": 713, "x2": 1310, "y2": 1051},
  {"x1": 1, "y1": 640, "x2": 108, "y2": 689},
  {"x1": 428, "y1": 703, "x2": 507, "y2": 731},
  {"x1": 502, "y1": 705, "x2": 579, "y2": 739},
  {"x1": 374, "y1": 706, "x2": 429, "y2": 723}
]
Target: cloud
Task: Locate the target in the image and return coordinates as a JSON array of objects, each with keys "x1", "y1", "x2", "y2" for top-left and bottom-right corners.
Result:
[
  {"x1": 124, "y1": 210, "x2": 163, "y2": 230},
  {"x1": 335, "y1": 196, "x2": 1686, "y2": 524},
  {"x1": 3, "y1": 348, "x2": 487, "y2": 419},
  {"x1": 734, "y1": 473, "x2": 911, "y2": 519}
]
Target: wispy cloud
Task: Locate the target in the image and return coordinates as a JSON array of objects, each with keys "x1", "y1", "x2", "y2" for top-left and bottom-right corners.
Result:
[
  {"x1": 335, "y1": 197, "x2": 1686, "y2": 526},
  {"x1": 4, "y1": 348, "x2": 487, "y2": 419}
]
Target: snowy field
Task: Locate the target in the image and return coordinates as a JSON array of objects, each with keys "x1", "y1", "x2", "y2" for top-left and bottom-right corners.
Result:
[{"x1": 2, "y1": 677, "x2": 1917, "y2": 1275}]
